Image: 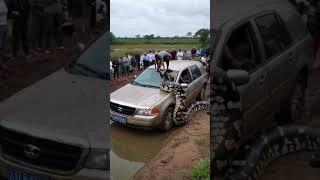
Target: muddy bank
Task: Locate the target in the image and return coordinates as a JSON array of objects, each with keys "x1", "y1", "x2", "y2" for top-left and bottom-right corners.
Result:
[{"x1": 133, "y1": 111, "x2": 210, "y2": 180}]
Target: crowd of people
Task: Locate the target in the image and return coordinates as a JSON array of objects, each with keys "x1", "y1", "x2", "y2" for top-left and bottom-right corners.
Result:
[
  {"x1": 110, "y1": 47, "x2": 210, "y2": 80},
  {"x1": 0, "y1": 0, "x2": 107, "y2": 61}
]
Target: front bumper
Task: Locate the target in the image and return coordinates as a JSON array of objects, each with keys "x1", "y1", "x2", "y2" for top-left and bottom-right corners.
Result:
[
  {"x1": 111, "y1": 112, "x2": 162, "y2": 128},
  {"x1": 0, "y1": 155, "x2": 109, "y2": 180}
]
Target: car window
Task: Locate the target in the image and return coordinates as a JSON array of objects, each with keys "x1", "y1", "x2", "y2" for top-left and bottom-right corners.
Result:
[
  {"x1": 189, "y1": 65, "x2": 202, "y2": 80},
  {"x1": 179, "y1": 69, "x2": 192, "y2": 84},
  {"x1": 255, "y1": 13, "x2": 292, "y2": 59},
  {"x1": 221, "y1": 22, "x2": 261, "y2": 73}
]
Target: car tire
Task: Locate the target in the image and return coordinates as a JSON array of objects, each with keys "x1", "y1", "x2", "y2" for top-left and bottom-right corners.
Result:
[
  {"x1": 279, "y1": 76, "x2": 306, "y2": 124},
  {"x1": 159, "y1": 106, "x2": 174, "y2": 131}
]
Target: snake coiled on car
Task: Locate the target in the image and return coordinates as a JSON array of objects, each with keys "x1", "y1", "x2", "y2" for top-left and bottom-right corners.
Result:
[
  {"x1": 210, "y1": 66, "x2": 320, "y2": 180},
  {"x1": 159, "y1": 79, "x2": 210, "y2": 126}
]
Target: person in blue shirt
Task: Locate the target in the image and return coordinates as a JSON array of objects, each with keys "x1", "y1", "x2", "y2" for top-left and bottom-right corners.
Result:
[{"x1": 142, "y1": 53, "x2": 149, "y2": 69}]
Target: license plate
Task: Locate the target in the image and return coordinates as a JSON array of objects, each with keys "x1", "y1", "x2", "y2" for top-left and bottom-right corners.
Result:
[
  {"x1": 8, "y1": 168, "x2": 48, "y2": 180},
  {"x1": 111, "y1": 114, "x2": 127, "y2": 125}
]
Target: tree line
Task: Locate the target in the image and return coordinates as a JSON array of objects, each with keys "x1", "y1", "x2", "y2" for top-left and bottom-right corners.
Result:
[{"x1": 109, "y1": 28, "x2": 210, "y2": 47}]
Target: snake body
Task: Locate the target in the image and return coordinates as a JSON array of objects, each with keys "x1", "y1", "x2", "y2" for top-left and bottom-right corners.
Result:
[
  {"x1": 210, "y1": 66, "x2": 320, "y2": 179},
  {"x1": 160, "y1": 78, "x2": 210, "y2": 126}
]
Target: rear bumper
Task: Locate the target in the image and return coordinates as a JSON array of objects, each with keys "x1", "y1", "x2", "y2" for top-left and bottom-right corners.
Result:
[{"x1": 0, "y1": 156, "x2": 109, "y2": 180}]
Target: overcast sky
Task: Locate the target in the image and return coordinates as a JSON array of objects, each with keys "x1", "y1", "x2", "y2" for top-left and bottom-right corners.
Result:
[{"x1": 110, "y1": 0, "x2": 210, "y2": 37}]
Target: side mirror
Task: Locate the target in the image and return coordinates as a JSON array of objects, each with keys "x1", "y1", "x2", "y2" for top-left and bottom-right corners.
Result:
[
  {"x1": 227, "y1": 70, "x2": 249, "y2": 86},
  {"x1": 181, "y1": 83, "x2": 188, "y2": 90}
]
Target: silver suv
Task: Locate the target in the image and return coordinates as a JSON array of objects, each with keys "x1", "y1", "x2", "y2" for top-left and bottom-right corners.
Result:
[
  {"x1": 110, "y1": 60, "x2": 208, "y2": 131},
  {"x1": 212, "y1": 0, "x2": 314, "y2": 137}
]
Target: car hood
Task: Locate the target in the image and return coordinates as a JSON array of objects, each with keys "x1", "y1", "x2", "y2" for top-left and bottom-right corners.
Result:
[
  {"x1": 0, "y1": 69, "x2": 109, "y2": 149},
  {"x1": 110, "y1": 84, "x2": 169, "y2": 108}
]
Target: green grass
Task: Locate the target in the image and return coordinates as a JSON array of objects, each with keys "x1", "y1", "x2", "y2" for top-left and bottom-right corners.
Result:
[
  {"x1": 190, "y1": 158, "x2": 210, "y2": 180},
  {"x1": 110, "y1": 38, "x2": 201, "y2": 60}
]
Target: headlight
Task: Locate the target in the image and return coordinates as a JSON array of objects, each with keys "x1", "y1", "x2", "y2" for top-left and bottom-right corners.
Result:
[
  {"x1": 84, "y1": 149, "x2": 109, "y2": 170},
  {"x1": 136, "y1": 107, "x2": 159, "y2": 116}
]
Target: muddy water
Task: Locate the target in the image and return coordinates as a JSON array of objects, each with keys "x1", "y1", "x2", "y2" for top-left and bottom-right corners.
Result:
[{"x1": 110, "y1": 123, "x2": 169, "y2": 180}]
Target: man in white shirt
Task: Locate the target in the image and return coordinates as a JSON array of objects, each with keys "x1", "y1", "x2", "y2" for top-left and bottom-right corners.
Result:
[
  {"x1": 177, "y1": 49, "x2": 184, "y2": 60},
  {"x1": 110, "y1": 60, "x2": 113, "y2": 77}
]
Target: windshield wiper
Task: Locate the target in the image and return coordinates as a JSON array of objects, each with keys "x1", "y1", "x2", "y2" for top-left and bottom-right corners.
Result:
[
  {"x1": 144, "y1": 84, "x2": 159, "y2": 88},
  {"x1": 73, "y1": 63, "x2": 106, "y2": 79},
  {"x1": 132, "y1": 81, "x2": 146, "y2": 87}
]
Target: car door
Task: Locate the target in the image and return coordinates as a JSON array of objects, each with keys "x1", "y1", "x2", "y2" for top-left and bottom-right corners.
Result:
[
  {"x1": 253, "y1": 12, "x2": 296, "y2": 114},
  {"x1": 224, "y1": 21, "x2": 270, "y2": 136},
  {"x1": 178, "y1": 68, "x2": 193, "y2": 105}
]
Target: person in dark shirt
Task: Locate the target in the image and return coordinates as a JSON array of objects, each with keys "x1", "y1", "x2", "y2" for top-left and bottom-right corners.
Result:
[
  {"x1": 7, "y1": 0, "x2": 30, "y2": 58},
  {"x1": 163, "y1": 54, "x2": 170, "y2": 69},
  {"x1": 170, "y1": 48, "x2": 177, "y2": 60},
  {"x1": 134, "y1": 53, "x2": 141, "y2": 71},
  {"x1": 112, "y1": 58, "x2": 119, "y2": 79}
]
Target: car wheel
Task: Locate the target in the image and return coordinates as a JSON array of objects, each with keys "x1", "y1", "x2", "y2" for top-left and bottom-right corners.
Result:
[
  {"x1": 279, "y1": 77, "x2": 306, "y2": 124},
  {"x1": 159, "y1": 106, "x2": 174, "y2": 131}
]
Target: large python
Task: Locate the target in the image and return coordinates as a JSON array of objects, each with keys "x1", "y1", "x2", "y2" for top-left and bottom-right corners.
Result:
[
  {"x1": 159, "y1": 70, "x2": 210, "y2": 126},
  {"x1": 210, "y1": 66, "x2": 320, "y2": 180}
]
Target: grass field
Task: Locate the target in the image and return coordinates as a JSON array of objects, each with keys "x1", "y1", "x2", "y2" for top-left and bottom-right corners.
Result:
[{"x1": 110, "y1": 38, "x2": 200, "y2": 59}]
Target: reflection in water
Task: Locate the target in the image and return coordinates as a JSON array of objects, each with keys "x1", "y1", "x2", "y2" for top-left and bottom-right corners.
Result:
[{"x1": 110, "y1": 123, "x2": 168, "y2": 180}]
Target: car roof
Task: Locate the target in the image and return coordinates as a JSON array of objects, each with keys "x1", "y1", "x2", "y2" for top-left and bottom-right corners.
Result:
[
  {"x1": 148, "y1": 60, "x2": 202, "y2": 71},
  {"x1": 212, "y1": 0, "x2": 297, "y2": 29}
]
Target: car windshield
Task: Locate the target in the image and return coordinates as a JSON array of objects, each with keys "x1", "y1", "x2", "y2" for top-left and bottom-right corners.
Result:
[
  {"x1": 132, "y1": 68, "x2": 179, "y2": 88},
  {"x1": 68, "y1": 31, "x2": 108, "y2": 79}
]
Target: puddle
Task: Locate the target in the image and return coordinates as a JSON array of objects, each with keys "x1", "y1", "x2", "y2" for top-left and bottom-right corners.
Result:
[{"x1": 110, "y1": 123, "x2": 169, "y2": 180}]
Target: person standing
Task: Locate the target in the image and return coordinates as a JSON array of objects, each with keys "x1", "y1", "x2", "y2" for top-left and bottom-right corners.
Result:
[
  {"x1": 0, "y1": 0, "x2": 8, "y2": 58},
  {"x1": 142, "y1": 53, "x2": 149, "y2": 69},
  {"x1": 177, "y1": 49, "x2": 184, "y2": 60},
  {"x1": 134, "y1": 52, "x2": 141, "y2": 71},
  {"x1": 7, "y1": 0, "x2": 31, "y2": 59},
  {"x1": 112, "y1": 58, "x2": 119, "y2": 79},
  {"x1": 170, "y1": 48, "x2": 177, "y2": 60},
  {"x1": 68, "y1": 0, "x2": 88, "y2": 45},
  {"x1": 121, "y1": 56, "x2": 128, "y2": 77},
  {"x1": 30, "y1": 0, "x2": 50, "y2": 54},
  {"x1": 45, "y1": 0, "x2": 67, "y2": 50},
  {"x1": 191, "y1": 47, "x2": 197, "y2": 60}
]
